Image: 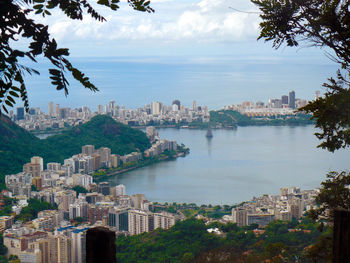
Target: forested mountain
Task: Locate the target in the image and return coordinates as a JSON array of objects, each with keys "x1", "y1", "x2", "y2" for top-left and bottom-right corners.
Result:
[{"x1": 0, "y1": 115, "x2": 151, "y2": 181}]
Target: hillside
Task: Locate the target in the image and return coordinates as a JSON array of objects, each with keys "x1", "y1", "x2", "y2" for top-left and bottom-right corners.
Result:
[
  {"x1": 0, "y1": 115, "x2": 45, "y2": 176},
  {"x1": 0, "y1": 115, "x2": 151, "y2": 181},
  {"x1": 116, "y1": 218, "x2": 323, "y2": 263}
]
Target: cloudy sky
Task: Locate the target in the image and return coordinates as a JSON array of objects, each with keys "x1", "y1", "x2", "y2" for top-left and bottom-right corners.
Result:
[
  {"x1": 29, "y1": 0, "x2": 287, "y2": 57},
  {"x1": 38, "y1": 0, "x2": 259, "y2": 56}
]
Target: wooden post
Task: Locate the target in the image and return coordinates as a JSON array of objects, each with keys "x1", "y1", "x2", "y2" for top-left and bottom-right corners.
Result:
[
  {"x1": 86, "y1": 227, "x2": 116, "y2": 263},
  {"x1": 333, "y1": 209, "x2": 350, "y2": 262}
]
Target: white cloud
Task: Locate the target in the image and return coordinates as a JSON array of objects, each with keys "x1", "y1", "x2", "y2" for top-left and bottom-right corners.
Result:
[{"x1": 46, "y1": 0, "x2": 260, "y2": 44}]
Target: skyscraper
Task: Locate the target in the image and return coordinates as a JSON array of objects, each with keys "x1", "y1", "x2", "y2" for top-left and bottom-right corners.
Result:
[
  {"x1": 82, "y1": 145, "x2": 95, "y2": 156},
  {"x1": 128, "y1": 210, "x2": 150, "y2": 235},
  {"x1": 151, "y1": 101, "x2": 162, "y2": 115},
  {"x1": 16, "y1": 107, "x2": 24, "y2": 120},
  {"x1": 172, "y1": 100, "x2": 180, "y2": 109},
  {"x1": 109, "y1": 101, "x2": 115, "y2": 114},
  {"x1": 31, "y1": 156, "x2": 44, "y2": 171},
  {"x1": 281, "y1": 95, "x2": 288, "y2": 105},
  {"x1": 289, "y1": 90, "x2": 296, "y2": 109},
  {"x1": 192, "y1": 100, "x2": 197, "y2": 111},
  {"x1": 97, "y1": 105, "x2": 104, "y2": 114},
  {"x1": 55, "y1": 104, "x2": 60, "y2": 116},
  {"x1": 49, "y1": 102, "x2": 54, "y2": 116}
]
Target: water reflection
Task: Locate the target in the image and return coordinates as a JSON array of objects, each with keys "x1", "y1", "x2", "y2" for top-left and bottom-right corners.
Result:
[{"x1": 206, "y1": 136, "x2": 212, "y2": 157}]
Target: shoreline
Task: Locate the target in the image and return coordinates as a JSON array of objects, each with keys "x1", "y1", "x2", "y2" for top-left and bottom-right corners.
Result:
[
  {"x1": 93, "y1": 151, "x2": 186, "y2": 182},
  {"x1": 31, "y1": 123, "x2": 315, "y2": 137}
]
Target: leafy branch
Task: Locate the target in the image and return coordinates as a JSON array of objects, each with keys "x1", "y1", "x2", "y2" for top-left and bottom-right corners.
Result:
[{"x1": 0, "y1": 0, "x2": 154, "y2": 115}]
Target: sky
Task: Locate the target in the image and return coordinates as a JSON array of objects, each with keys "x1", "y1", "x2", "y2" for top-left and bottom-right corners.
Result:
[
  {"x1": 16, "y1": 0, "x2": 340, "y2": 111},
  {"x1": 41, "y1": 0, "x2": 262, "y2": 56}
]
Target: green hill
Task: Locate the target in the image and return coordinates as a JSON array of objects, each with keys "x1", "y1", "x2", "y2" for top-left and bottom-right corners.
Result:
[
  {"x1": 116, "y1": 218, "x2": 323, "y2": 263},
  {"x1": 0, "y1": 115, "x2": 151, "y2": 181}
]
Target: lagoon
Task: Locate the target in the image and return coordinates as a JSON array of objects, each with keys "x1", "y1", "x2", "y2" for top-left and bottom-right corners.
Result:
[{"x1": 105, "y1": 126, "x2": 348, "y2": 205}]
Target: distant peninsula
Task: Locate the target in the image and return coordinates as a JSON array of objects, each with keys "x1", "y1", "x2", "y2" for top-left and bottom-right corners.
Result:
[{"x1": 185, "y1": 110, "x2": 315, "y2": 129}]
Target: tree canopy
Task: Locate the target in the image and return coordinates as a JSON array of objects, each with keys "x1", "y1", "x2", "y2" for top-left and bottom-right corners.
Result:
[
  {"x1": 251, "y1": 0, "x2": 350, "y2": 152},
  {"x1": 0, "y1": 0, "x2": 153, "y2": 114}
]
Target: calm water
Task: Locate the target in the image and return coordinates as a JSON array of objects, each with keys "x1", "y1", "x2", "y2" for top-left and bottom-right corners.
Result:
[{"x1": 103, "y1": 126, "x2": 349, "y2": 205}]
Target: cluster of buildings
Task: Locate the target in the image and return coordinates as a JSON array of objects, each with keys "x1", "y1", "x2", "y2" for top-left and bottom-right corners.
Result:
[
  {"x1": 12, "y1": 100, "x2": 209, "y2": 132},
  {"x1": 224, "y1": 90, "x2": 320, "y2": 117},
  {"x1": 229, "y1": 187, "x2": 318, "y2": 227},
  {"x1": 2, "y1": 154, "x2": 179, "y2": 263}
]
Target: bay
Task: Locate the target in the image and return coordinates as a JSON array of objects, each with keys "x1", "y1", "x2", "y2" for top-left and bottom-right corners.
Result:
[{"x1": 105, "y1": 126, "x2": 349, "y2": 205}]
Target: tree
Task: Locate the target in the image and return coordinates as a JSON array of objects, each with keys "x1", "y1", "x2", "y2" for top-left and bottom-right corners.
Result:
[
  {"x1": 251, "y1": 0, "x2": 350, "y2": 152},
  {"x1": 72, "y1": 185, "x2": 88, "y2": 195},
  {"x1": 0, "y1": 0, "x2": 153, "y2": 114},
  {"x1": 309, "y1": 171, "x2": 350, "y2": 222}
]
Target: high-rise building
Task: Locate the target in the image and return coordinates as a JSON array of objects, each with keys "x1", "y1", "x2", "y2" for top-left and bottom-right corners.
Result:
[
  {"x1": 55, "y1": 104, "x2": 60, "y2": 116},
  {"x1": 31, "y1": 156, "x2": 44, "y2": 171},
  {"x1": 151, "y1": 101, "x2": 162, "y2": 115},
  {"x1": 109, "y1": 101, "x2": 115, "y2": 114},
  {"x1": 49, "y1": 234, "x2": 72, "y2": 263},
  {"x1": 82, "y1": 145, "x2": 95, "y2": 156},
  {"x1": 71, "y1": 228, "x2": 88, "y2": 263},
  {"x1": 47, "y1": 162, "x2": 61, "y2": 171},
  {"x1": 58, "y1": 191, "x2": 76, "y2": 211},
  {"x1": 281, "y1": 95, "x2": 288, "y2": 105},
  {"x1": 172, "y1": 100, "x2": 180, "y2": 109},
  {"x1": 49, "y1": 102, "x2": 54, "y2": 116},
  {"x1": 98, "y1": 147, "x2": 111, "y2": 167},
  {"x1": 32, "y1": 177, "x2": 42, "y2": 191},
  {"x1": 16, "y1": 107, "x2": 25, "y2": 120},
  {"x1": 130, "y1": 194, "x2": 146, "y2": 209},
  {"x1": 97, "y1": 105, "x2": 104, "y2": 114},
  {"x1": 108, "y1": 208, "x2": 129, "y2": 231},
  {"x1": 97, "y1": 182, "x2": 110, "y2": 196},
  {"x1": 232, "y1": 208, "x2": 248, "y2": 227},
  {"x1": 192, "y1": 100, "x2": 197, "y2": 111},
  {"x1": 154, "y1": 212, "x2": 176, "y2": 230},
  {"x1": 289, "y1": 90, "x2": 296, "y2": 109},
  {"x1": 110, "y1": 155, "x2": 120, "y2": 168},
  {"x1": 128, "y1": 210, "x2": 151, "y2": 235},
  {"x1": 114, "y1": 184, "x2": 126, "y2": 196},
  {"x1": 23, "y1": 163, "x2": 41, "y2": 177}
]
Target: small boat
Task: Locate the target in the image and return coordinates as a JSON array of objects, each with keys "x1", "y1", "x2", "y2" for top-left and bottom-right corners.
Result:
[{"x1": 206, "y1": 126, "x2": 213, "y2": 138}]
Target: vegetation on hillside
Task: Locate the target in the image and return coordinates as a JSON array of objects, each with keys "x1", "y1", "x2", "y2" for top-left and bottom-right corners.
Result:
[
  {"x1": 116, "y1": 218, "x2": 323, "y2": 263},
  {"x1": 0, "y1": 115, "x2": 151, "y2": 184},
  {"x1": 16, "y1": 199, "x2": 56, "y2": 222}
]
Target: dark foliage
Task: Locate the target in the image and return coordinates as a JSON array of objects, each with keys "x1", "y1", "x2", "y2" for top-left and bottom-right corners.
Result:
[
  {"x1": 116, "y1": 218, "x2": 322, "y2": 262},
  {"x1": 309, "y1": 171, "x2": 350, "y2": 222},
  {"x1": 72, "y1": 185, "x2": 88, "y2": 195},
  {"x1": 16, "y1": 198, "x2": 56, "y2": 222},
  {"x1": 0, "y1": 0, "x2": 153, "y2": 114}
]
